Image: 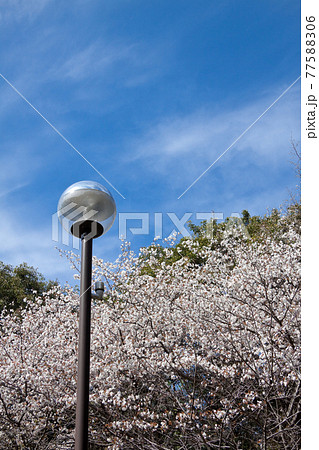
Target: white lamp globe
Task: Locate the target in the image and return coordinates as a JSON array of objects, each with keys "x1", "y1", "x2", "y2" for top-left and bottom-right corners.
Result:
[{"x1": 57, "y1": 181, "x2": 116, "y2": 238}]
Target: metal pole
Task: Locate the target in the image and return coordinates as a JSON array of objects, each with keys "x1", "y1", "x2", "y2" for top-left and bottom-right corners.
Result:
[{"x1": 75, "y1": 233, "x2": 93, "y2": 449}]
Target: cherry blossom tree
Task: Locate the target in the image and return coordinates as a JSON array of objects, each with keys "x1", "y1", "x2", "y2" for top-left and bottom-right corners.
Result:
[{"x1": 0, "y1": 210, "x2": 300, "y2": 449}]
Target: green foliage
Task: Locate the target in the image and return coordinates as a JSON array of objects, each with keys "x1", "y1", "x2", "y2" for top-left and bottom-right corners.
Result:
[
  {"x1": 138, "y1": 203, "x2": 301, "y2": 276},
  {"x1": 190, "y1": 204, "x2": 300, "y2": 246},
  {"x1": 244, "y1": 203, "x2": 301, "y2": 243},
  {"x1": 0, "y1": 261, "x2": 57, "y2": 313}
]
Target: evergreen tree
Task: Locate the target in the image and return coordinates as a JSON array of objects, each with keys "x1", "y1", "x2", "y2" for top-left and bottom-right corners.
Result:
[{"x1": 0, "y1": 261, "x2": 56, "y2": 312}]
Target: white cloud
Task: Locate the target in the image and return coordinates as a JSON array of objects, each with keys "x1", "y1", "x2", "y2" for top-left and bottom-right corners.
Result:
[
  {"x1": 51, "y1": 41, "x2": 134, "y2": 81},
  {"x1": 0, "y1": 0, "x2": 52, "y2": 22},
  {"x1": 0, "y1": 144, "x2": 42, "y2": 196},
  {"x1": 48, "y1": 39, "x2": 164, "y2": 88},
  {"x1": 0, "y1": 204, "x2": 62, "y2": 276},
  {"x1": 128, "y1": 81, "x2": 300, "y2": 178}
]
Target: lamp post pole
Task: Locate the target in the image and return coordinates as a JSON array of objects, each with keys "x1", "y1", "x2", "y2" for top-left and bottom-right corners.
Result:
[
  {"x1": 57, "y1": 180, "x2": 116, "y2": 449},
  {"x1": 75, "y1": 233, "x2": 93, "y2": 450}
]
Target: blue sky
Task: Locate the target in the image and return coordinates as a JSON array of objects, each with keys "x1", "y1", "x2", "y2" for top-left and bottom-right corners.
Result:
[{"x1": 0, "y1": 0, "x2": 301, "y2": 284}]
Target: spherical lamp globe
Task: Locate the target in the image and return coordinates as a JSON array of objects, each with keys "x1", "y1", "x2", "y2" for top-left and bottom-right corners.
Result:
[{"x1": 57, "y1": 181, "x2": 116, "y2": 238}]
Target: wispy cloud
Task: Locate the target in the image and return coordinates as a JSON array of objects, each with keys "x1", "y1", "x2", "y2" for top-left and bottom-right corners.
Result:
[
  {"x1": 48, "y1": 38, "x2": 167, "y2": 89},
  {"x1": 0, "y1": 73, "x2": 126, "y2": 199},
  {"x1": 50, "y1": 41, "x2": 135, "y2": 82},
  {"x1": 127, "y1": 81, "x2": 300, "y2": 182},
  {"x1": 0, "y1": 142, "x2": 42, "y2": 195},
  {"x1": 0, "y1": 208, "x2": 73, "y2": 282},
  {"x1": 177, "y1": 76, "x2": 300, "y2": 199},
  {"x1": 0, "y1": 0, "x2": 52, "y2": 23}
]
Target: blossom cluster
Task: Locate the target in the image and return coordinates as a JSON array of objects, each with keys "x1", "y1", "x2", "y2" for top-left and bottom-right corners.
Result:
[{"x1": 0, "y1": 217, "x2": 300, "y2": 448}]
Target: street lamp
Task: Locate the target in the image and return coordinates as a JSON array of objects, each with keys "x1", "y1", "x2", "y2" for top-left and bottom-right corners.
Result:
[{"x1": 58, "y1": 181, "x2": 116, "y2": 450}]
